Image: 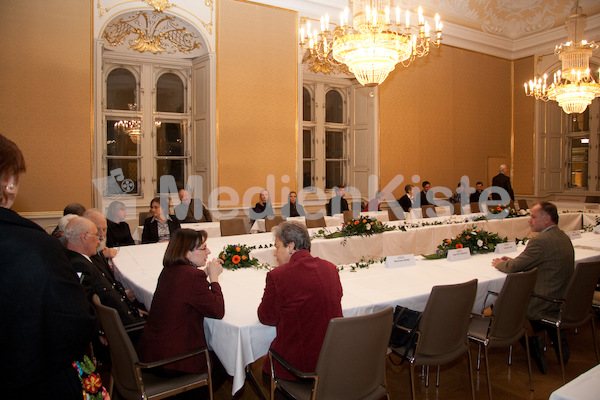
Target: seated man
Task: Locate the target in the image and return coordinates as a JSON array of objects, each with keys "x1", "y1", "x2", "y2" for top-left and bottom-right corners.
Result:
[
  {"x1": 174, "y1": 189, "x2": 213, "y2": 223},
  {"x1": 470, "y1": 181, "x2": 484, "y2": 203},
  {"x1": 326, "y1": 186, "x2": 350, "y2": 216},
  {"x1": 398, "y1": 184, "x2": 414, "y2": 212},
  {"x1": 417, "y1": 181, "x2": 432, "y2": 207},
  {"x1": 492, "y1": 201, "x2": 574, "y2": 374},
  {"x1": 65, "y1": 216, "x2": 146, "y2": 328}
]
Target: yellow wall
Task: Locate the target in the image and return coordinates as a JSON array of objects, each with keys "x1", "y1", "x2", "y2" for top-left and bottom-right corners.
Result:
[
  {"x1": 216, "y1": 0, "x2": 297, "y2": 207},
  {"x1": 379, "y1": 45, "x2": 512, "y2": 198},
  {"x1": 0, "y1": 0, "x2": 93, "y2": 213},
  {"x1": 513, "y1": 56, "x2": 536, "y2": 195}
]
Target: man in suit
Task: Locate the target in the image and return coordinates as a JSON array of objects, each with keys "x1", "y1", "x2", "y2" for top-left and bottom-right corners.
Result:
[
  {"x1": 492, "y1": 201, "x2": 574, "y2": 373},
  {"x1": 470, "y1": 181, "x2": 484, "y2": 203},
  {"x1": 491, "y1": 164, "x2": 514, "y2": 201},
  {"x1": 326, "y1": 186, "x2": 350, "y2": 216},
  {"x1": 398, "y1": 184, "x2": 414, "y2": 212},
  {"x1": 417, "y1": 181, "x2": 432, "y2": 207},
  {"x1": 174, "y1": 188, "x2": 213, "y2": 223}
]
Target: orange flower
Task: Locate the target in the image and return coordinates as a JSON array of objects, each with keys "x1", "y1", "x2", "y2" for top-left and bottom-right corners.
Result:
[
  {"x1": 354, "y1": 220, "x2": 359, "y2": 225},
  {"x1": 456, "y1": 243, "x2": 464, "y2": 249},
  {"x1": 242, "y1": 255, "x2": 248, "y2": 260},
  {"x1": 362, "y1": 219, "x2": 367, "y2": 223},
  {"x1": 221, "y1": 254, "x2": 226, "y2": 259},
  {"x1": 446, "y1": 239, "x2": 451, "y2": 244},
  {"x1": 497, "y1": 206, "x2": 502, "y2": 211},
  {"x1": 457, "y1": 234, "x2": 461, "y2": 238},
  {"x1": 466, "y1": 235, "x2": 470, "y2": 239},
  {"x1": 232, "y1": 255, "x2": 241, "y2": 264},
  {"x1": 235, "y1": 246, "x2": 241, "y2": 252}
]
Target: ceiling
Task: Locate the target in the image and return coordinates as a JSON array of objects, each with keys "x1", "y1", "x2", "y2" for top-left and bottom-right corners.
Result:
[{"x1": 253, "y1": 0, "x2": 600, "y2": 59}]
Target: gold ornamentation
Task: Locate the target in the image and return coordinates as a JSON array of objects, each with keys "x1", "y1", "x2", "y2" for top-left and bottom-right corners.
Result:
[
  {"x1": 302, "y1": 50, "x2": 350, "y2": 75},
  {"x1": 103, "y1": 11, "x2": 202, "y2": 54},
  {"x1": 144, "y1": 0, "x2": 172, "y2": 12}
]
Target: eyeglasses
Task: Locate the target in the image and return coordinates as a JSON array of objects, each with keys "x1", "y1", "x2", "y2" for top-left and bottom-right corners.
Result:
[{"x1": 86, "y1": 231, "x2": 102, "y2": 240}]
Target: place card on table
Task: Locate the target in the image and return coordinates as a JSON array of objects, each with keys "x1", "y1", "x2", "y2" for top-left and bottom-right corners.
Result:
[
  {"x1": 447, "y1": 248, "x2": 471, "y2": 262},
  {"x1": 495, "y1": 242, "x2": 517, "y2": 254},
  {"x1": 566, "y1": 230, "x2": 582, "y2": 240},
  {"x1": 385, "y1": 254, "x2": 416, "y2": 268}
]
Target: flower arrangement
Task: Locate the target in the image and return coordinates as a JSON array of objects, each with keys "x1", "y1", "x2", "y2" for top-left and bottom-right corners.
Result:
[
  {"x1": 313, "y1": 217, "x2": 396, "y2": 244},
  {"x1": 422, "y1": 227, "x2": 508, "y2": 259},
  {"x1": 218, "y1": 244, "x2": 262, "y2": 270},
  {"x1": 488, "y1": 205, "x2": 529, "y2": 218}
]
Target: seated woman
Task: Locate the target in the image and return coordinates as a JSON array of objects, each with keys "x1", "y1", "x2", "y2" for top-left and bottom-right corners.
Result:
[
  {"x1": 363, "y1": 191, "x2": 383, "y2": 212},
  {"x1": 106, "y1": 200, "x2": 135, "y2": 247},
  {"x1": 137, "y1": 229, "x2": 224, "y2": 376},
  {"x1": 250, "y1": 189, "x2": 274, "y2": 220},
  {"x1": 258, "y1": 221, "x2": 343, "y2": 380},
  {"x1": 281, "y1": 191, "x2": 305, "y2": 218},
  {"x1": 451, "y1": 182, "x2": 466, "y2": 204},
  {"x1": 141, "y1": 197, "x2": 180, "y2": 244}
]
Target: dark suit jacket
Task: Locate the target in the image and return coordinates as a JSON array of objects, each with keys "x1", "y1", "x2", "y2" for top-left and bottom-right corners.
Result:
[
  {"x1": 137, "y1": 265, "x2": 224, "y2": 374},
  {"x1": 174, "y1": 200, "x2": 213, "y2": 223},
  {"x1": 470, "y1": 190, "x2": 483, "y2": 204},
  {"x1": 281, "y1": 202, "x2": 305, "y2": 218},
  {"x1": 0, "y1": 207, "x2": 94, "y2": 393},
  {"x1": 258, "y1": 250, "x2": 343, "y2": 380},
  {"x1": 141, "y1": 216, "x2": 180, "y2": 244},
  {"x1": 398, "y1": 194, "x2": 412, "y2": 212},
  {"x1": 250, "y1": 201, "x2": 275, "y2": 220},
  {"x1": 106, "y1": 220, "x2": 135, "y2": 247},
  {"x1": 491, "y1": 173, "x2": 514, "y2": 201},
  {"x1": 418, "y1": 190, "x2": 431, "y2": 206},
  {"x1": 495, "y1": 226, "x2": 574, "y2": 320},
  {"x1": 67, "y1": 250, "x2": 144, "y2": 326},
  {"x1": 326, "y1": 195, "x2": 349, "y2": 216}
]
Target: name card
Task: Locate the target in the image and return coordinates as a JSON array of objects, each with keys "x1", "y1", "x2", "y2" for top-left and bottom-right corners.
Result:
[
  {"x1": 447, "y1": 248, "x2": 471, "y2": 262},
  {"x1": 385, "y1": 254, "x2": 416, "y2": 268},
  {"x1": 567, "y1": 230, "x2": 582, "y2": 240},
  {"x1": 495, "y1": 242, "x2": 517, "y2": 254}
]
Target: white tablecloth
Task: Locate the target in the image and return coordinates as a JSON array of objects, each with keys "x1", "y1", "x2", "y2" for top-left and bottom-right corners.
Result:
[
  {"x1": 132, "y1": 221, "x2": 221, "y2": 243},
  {"x1": 550, "y1": 364, "x2": 600, "y2": 400},
  {"x1": 112, "y1": 215, "x2": 598, "y2": 396},
  {"x1": 250, "y1": 216, "x2": 343, "y2": 233}
]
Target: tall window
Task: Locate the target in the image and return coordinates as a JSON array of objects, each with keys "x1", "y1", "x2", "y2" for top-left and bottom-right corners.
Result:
[
  {"x1": 302, "y1": 81, "x2": 350, "y2": 190},
  {"x1": 565, "y1": 100, "x2": 599, "y2": 190},
  {"x1": 102, "y1": 60, "x2": 191, "y2": 199}
]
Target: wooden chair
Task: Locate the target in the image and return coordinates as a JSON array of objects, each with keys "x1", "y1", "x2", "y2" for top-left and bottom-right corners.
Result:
[
  {"x1": 138, "y1": 211, "x2": 151, "y2": 226},
  {"x1": 388, "y1": 207, "x2": 404, "y2": 221},
  {"x1": 470, "y1": 202, "x2": 480, "y2": 213},
  {"x1": 452, "y1": 203, "x2": 462, "y2": 215},
  {"x1": 269, "y1": 307, "x2": 393, "y2": 400},
  {"x1": 468, "y1": 269, "x2": 538, "y2": 400},
  {"x1": 421, "y1": 205, "x2": 436, "y2": 219},
  {"x1": 306, "y1": 215, "x2": 326, "y2": 229},
  {"x1": 533, "y1": 261, "x2": 600, "y2": 383},
  {"x1": 92, "y1": 295, "x2": 213, "y2": 400},
  {"x1": 517, "y1": 199, "x2": 529, "y2": 210},
  {"x1": 264, "y1": 216, "x2": 285, "y2": 232},
  {"x1": 585, "y1": 196, "x2": 600, "y2": 203},
  {"x1": 220, "y1": 218, "x2": 248, "y2": 236},
  {"x1": 390, "y1": 279, "x2": 478, "y2": 400}
]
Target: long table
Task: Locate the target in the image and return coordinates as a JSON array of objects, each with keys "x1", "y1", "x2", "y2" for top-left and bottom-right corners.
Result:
[{"x1": 112, "y1": 215, "x2": 599, "y2": 396}]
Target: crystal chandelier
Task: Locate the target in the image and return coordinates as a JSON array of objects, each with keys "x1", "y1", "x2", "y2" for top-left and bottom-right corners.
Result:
[
  {"x1": 114, "y1": 120, "x2": 162, "y2": 144},
  {"x1": 299, "y1": 0, "x2": 442, "y2": 86},
  {"x1": 524, "y1": 3, "x2": 600, "y2": 114}
]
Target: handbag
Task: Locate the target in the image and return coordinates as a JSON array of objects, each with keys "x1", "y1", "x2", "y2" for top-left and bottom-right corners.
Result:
[{"x1": 389, "y1": 306, "x2": 422, "y2": 362}]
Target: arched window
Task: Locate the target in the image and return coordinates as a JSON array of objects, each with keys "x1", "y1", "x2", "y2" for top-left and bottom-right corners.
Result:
[
  {"x1": 157, "y1": 73, "x2": 184, "y2": 113},
  {"x1": 107, "y1": 68, "x2": 138, "y2": 110}
]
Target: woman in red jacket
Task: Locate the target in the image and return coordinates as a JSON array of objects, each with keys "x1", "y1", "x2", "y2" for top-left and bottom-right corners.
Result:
[
  {"x1": 258, "y1": 221, "x2": 343, "y2": 380},
  {"x1": 137, "y1": 229, "x2": 224, "y2": 375}
]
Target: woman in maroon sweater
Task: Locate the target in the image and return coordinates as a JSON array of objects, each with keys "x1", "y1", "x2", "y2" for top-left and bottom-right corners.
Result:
[
  {"x1": 137, "y1": 229, "x2": 224, "y2": 375},
  {"x1": 258, "y1": 221, "x2": 343, "y2": 380}
]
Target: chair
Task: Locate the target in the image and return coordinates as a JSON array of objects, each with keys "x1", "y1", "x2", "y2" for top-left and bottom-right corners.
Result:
[
  {"x1": 139, "y1": 211, "x2": 151, "y2": 226},
  {"x1": 585, "y1": 196, "x2": 600, "y2": 203},
  {"x1": 268, "y1": 307, "x2": 393, "y2": 400},
  {"x1": 44, "y1": 224, "x2": 58, "y2": 234},
  {"x1": 533, "y1": 261, "x2": 600, "y2": 383},
  {"x1": 389, "y1": 279, "x2": 477, "y2": 400},
  {"x1": 421, "y1": 205, "x2": 436, "y2": 219},
  {"x1": 92, "y1": 294, "x2": 213, "y2": 400},
  {"x1": 343, "y1": 209, "x2": 359, "y2": 222},
  {"x1": 468, "y1": 269, "x2": 538, "y2": 400},
  {"x1": 220, "y1": 218, "x2": 248, "y2": 236},
  {"x1": 387, "y1": 207, "x2": 404, "y2": 221},
  {"x1": 264, "y1": 216, "x2": 284, "y2": 232},
  {"x1": 470, "y1": 202, "x2": 480, "y2": 213},
  {"x1": 517, "y1": 199, "x2": 529, "y2": 210},
  {"x1": 306, "y1": 215, "x2": 326, "y2": 229},
  {"x1": 452, "y1": 203, "x2": 462, "y2": 215}
]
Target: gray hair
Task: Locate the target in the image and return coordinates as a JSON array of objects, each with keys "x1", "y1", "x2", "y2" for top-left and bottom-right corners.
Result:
[
  {"x1": 58, "y1": 213, "x2": 78, "y2": 232},
  {"x1": 64, "y1": 216, "x2": 94, "y2": 243},
  {"x1": 272, "y1": 221, "x2": 311, "y2": 252},
  {"x1": 499, "y1": 164, "x2": 507, "y2": 172}
]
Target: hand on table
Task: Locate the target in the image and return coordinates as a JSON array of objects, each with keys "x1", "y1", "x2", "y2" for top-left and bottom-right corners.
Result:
[{"x1": 491, "y1": 256, "x2": 512, "y2": 267}]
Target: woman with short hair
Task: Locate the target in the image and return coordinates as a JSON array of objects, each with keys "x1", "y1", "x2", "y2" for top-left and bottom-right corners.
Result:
[
  {"x1": 106, "y1": 200, "x2": 135, "y2": 247},
  {"x1": 137, "y1": 229, "x2": 224, "y2": 376},
  {"x1": 258, "y1": 221, "x2": 343, "y2": 380},
  {"x1": 141, "y1": 196, "x2": 180, "y2": 243}
]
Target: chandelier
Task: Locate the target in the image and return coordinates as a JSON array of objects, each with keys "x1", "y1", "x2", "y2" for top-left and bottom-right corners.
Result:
[
  {"x1": 114, "y1": 120, "x2": 162, "y2": 144},
  {"x1": 299, "y1": 0, "x2": 442, "y2": 86},
  {"x1": 524, "y1": 3, "x2": 600, "y2": 114}
]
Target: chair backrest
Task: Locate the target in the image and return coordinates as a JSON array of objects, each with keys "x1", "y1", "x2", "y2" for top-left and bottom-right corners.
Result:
[
  {"x1": 562, "y1": 261, "x2": 600, "y2": 327},
  {"x1": 306, "y1": 216, "x2": 326, "y2": 229},
  {"x1": 517, "y1": 199, "x2": 529, "y2": 210},
  {"x1": 387, "y1": 207, "x2": 404, "y2": 221},
  {"x1": 417, "y1": 279, "x2": 477, "y2": 357},
  {"x1": 343, "y1": 210, "x2": 354, "y2": 223},
  {"x1": 220, "y1": 218, "x2": 248, "y2": 236},
  {"x1": 92, "y1": 294, "x2": 142, "y2": 395},
  {"x1": 585, "y1": 196, "x2": 600, "y2": 203},
  {"x1": 265, "y1": 216, "x2": 285, "y2": 232},
  {"x1": 452, "y1": 203, "x2": 462, "y2": 215},
  {"x1": 470, "y1": 202, "x2": 480, "y2": 213},
  {"x1": 139, "y1": 212, "x2": 150, "y2": 226},
  {"x1": 421, "y1": 205, "x2": 436, "y2": 219},
  {"x1": 488, "y1": 269, "x2": 538, "y2": 344},
  {"x1": 314, "y1": 308, "x2": 393, "y2": 399}
]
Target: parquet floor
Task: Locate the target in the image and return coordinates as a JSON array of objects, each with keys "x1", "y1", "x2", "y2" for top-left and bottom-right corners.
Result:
[{"x1": 106, "y1": 318, "x2": 600, "y2": 399}]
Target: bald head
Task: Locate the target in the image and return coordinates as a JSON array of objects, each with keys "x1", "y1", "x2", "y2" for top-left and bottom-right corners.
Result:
[
  {"x1": 84, "y1": 209, "x2": 108, "y2": 252},
  {"x1": 64, "y1": 217, "x2": 100, "y2": 257}
]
